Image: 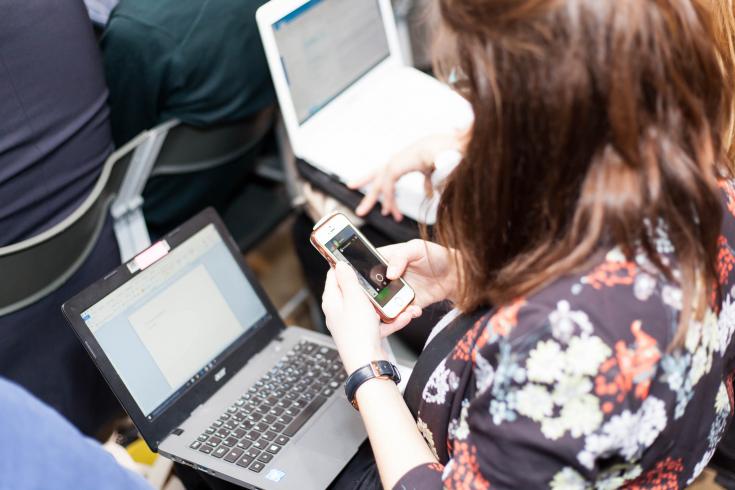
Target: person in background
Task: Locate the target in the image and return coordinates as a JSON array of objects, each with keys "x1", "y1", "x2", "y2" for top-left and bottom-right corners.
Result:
[
  {"x1": 0, "y1": 377, "x2": 151, "y2": 490},
  {"x1": 0, "y1": 0, "x2": 121, "y2": 436},
  {"x1": 101, "y1": 0, "x2": 276, "y2": 235},
  {"x1": 322, "y1": 0, "x2": 735, "y2": 488}
]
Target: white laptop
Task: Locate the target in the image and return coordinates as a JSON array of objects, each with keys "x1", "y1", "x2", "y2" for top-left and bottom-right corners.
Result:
[{"x1": 256, "y1": 0, "x2": 472, "y2": 224}]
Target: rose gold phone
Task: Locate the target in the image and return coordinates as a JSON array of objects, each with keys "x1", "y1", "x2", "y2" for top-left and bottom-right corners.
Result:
[{"x1": 311, "y1": 212, "x2": 415, "y2": 322}]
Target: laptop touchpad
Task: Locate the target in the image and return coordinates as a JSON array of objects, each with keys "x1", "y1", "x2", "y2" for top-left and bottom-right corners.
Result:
[{"x1": 300, "y1": 397, "x2": 365, "y2": 453}]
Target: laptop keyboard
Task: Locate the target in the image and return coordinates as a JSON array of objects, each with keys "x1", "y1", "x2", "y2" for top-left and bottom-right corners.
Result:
[{"x1": 188, "y1": 340, "x2": 346, "y2": 473}]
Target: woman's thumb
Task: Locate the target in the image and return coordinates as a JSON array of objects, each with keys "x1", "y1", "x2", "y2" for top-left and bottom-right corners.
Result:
[{"x1": 335, "y1": 262, "x2": 363, "y2": 296}]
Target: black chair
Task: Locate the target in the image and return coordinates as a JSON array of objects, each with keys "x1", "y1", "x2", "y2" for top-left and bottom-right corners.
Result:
[
  {"x1": 0, "y1": 131, "x2": 151, "y2": 314},
  {"x1": 139, "y1": 107, "x2": 294, "y2": 253}
]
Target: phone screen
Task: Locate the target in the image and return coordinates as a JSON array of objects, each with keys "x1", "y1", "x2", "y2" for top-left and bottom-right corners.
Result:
[{"x1": 325, "y1": 226, "x2": 404, "y2": 307}]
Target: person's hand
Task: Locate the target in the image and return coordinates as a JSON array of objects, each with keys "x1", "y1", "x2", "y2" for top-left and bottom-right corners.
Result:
[
  {"x1": 379, "y1": 240, "x2": 459, "y2": 331},
  {"x1": 349, "y1": 132, "x2": 464, "y2": 221},
  {"x1": 322, "y1": 262, "x2": 421, "y2": 373}
]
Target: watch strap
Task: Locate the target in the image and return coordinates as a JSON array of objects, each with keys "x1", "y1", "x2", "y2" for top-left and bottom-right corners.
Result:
[{"x1": 344, "y1": 360, "x2": 401, "y2": 410}]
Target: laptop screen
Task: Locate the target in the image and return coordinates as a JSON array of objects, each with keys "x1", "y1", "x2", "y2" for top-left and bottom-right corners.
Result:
[
  {"x1": 272, "y1": 0, "x2": 391, "y2": 124},
  {"x1": 80, "y1": 224, "x2": 268, "y2": 420}
]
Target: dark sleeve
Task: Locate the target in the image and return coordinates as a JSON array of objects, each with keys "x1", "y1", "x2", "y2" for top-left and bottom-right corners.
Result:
[
  {"x1": 0, "y1": 378, "x2": 151, "y2": 489},
  {"x1": 101, "y1": 15, "x2": 175, "y2": 146}
]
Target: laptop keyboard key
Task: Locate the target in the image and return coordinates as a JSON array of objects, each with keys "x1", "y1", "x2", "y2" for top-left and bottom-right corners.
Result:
[
  {"x1": 261, "y1": 431, "x2": 277, "y2": 442},
  {"x1": 249, "y1": 461, "x2": 265, "y2": 473},
  {"x1": 236, "y1": 440, "x2": 252, "y2": 450},
  {"x1": 270, "y1": 422, "x2": 285, "y2": 433},
  {"x1": 224, "y1": 447, "x2": 244, "y2": 463},
  {"x1": 199, "y1": 444, "x2": 213, "y2": 454},
  {"x1": 265, "y1": 443, "x2": 282, "y2": 455},
  {"x1": 252, "y1": 439, "x2": 268, "y2": 451},
  {"x1": 283, "y1": 395, "x2": 328, "y2": 437},
  {"x1": 190, "y1": 441, "x2": 202, "y2": 450},
  {"x1": 236, "y1": 455, "x2": 253, "y2": 468},
  {"x1": 275, "y1": 399, "x2": 291, "y2": 409},
  {"x1": 216, "y1": 428, "x2": 229, "y2": 439},
  {"x1": 197, "y1": 434, "x2": 208, "y2": 442},
  {"x1": 212, "y1": 446, "x2": 228, "y2": 459},
  {"x1": 277, "y1": 414, "x2": 293, "y2": 425},
  {"x1": 274, "y1": 435, "x2": 290, "y2": 446},
  {"x1": 223, "y1": 437, "x2": 238, "y2": 447},
  {"x1": 257, "y1": 452, "x2": 273, "y2": 464},
  {"x1": 244, "y1": 448, "x2": 261, "y2": 459},
  {"x1": 245, "y1": 431, "x2": 260, "y2": 442},
  {"x1": 253, "y1": 422, "x2": 269, "y2": 432},
  {"x1": 206, "y1": 436, "x2": 222, "y2": 447},
  {"x1": 262, "y1": 414, "x2": 277, "y2": 425}
]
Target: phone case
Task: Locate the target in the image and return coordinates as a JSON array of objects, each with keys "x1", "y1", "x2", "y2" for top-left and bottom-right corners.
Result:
[{"x1": 310, "y1": 212, "x2": 412, "y2": 322}]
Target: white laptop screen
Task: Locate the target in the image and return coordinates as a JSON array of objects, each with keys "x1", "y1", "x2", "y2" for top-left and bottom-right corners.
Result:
[
  {"x1": 273, "y1": 0, "x2": 390, "y2": 124},
  {"x1": 80, "y1": 224, "x2": 268, "y2": 419}
]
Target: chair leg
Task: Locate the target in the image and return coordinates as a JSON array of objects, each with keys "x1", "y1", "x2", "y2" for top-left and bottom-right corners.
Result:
[
  {"x1": 274, "y1": 115, "x2": 305, "y2": 208},
  {"x1": 277, "y1": 287, "x2": 310, "y2": 324}
]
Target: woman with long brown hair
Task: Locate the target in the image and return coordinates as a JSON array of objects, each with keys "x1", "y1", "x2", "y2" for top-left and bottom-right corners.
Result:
[{"x1": 322, "y1": 0, "x2": 735, "y2": 488}]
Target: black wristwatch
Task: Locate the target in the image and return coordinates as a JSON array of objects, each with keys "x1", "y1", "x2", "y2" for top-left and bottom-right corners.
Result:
[{"x1": 344, "y1": 360, "x2": 401, "y2": 410}]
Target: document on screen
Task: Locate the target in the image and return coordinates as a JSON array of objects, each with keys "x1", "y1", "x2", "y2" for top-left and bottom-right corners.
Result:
[{"x1": 128, "y1": 265, "x2": 243, "y2": 389}]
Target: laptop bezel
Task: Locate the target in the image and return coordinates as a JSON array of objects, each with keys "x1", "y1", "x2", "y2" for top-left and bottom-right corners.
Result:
[
  {"x1": 256, "y1": 0, "x2": 404, "y2": 156},
  {"x1": 62, "y1": 208, "x2": 286, "y2": 450}
]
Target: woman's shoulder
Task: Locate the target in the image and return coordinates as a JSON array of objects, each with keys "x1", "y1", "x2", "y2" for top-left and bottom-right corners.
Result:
[{"x1": 481, "y1": 246, "x2": 678, "y2": 353}]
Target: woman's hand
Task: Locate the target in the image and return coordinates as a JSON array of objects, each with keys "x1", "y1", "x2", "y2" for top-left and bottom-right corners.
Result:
[
  {"x1": 322, "y1": 262, "x2": 421, "y2": 373},
  {"x1": 349, "y1": 132, "x2": 465, "y2": 221},
  {"x1": 381, "y1": 240, "x2": 459, "y2": 305}
]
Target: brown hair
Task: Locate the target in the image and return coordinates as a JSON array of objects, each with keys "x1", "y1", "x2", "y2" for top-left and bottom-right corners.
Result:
[
  {"x1": 433, "y1": 0, "x2": 734, "y2": 345},
  {"x1": 710, "y1": 0, "x2": 735, "y2": 156}
]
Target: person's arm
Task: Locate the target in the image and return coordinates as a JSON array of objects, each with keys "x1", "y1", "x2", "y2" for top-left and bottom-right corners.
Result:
[
  {"x1": 0, "y1": 378, "x2": 151, "y2": 490},
  {"x1": 350, "y1": 131, "x2": 468, "y2": 221},
  {"x1": 322, "y1": 264, "x2": 437, "y2": 488},
  {"x1": 101, "y1": 15, "x2": 174, "y2": 146}
]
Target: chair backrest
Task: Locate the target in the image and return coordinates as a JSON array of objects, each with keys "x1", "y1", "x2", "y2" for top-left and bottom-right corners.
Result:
[
  {"x1": 0, "y1": 132, "x2": 150, "y2": 316},
  {"x1": 150, "y1": 106, "x2": 275, "y2": 176}
]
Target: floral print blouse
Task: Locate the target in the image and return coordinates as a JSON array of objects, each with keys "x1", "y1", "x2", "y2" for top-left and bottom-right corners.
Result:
[{"x1": 395, "y1": 183, "x2": 735, "y2": 489}]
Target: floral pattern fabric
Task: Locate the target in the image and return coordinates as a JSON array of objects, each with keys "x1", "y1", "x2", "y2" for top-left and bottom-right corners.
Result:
[{"x1": 395, "y1": 186, "x2": 735, "y2": 490}]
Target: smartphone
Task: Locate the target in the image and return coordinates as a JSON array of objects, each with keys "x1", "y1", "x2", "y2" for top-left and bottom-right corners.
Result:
[{"x1": 311, "y1": 212, "x2": 415, "y2": 322}]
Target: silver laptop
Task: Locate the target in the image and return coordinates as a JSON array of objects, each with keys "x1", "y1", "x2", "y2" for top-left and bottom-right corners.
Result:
[
  {"x1": 63, "y1": 209, "x2": 365, "y2": 489},
  {"x1": 256, "y1": 0, "x2": 473, "y2": 224}
]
